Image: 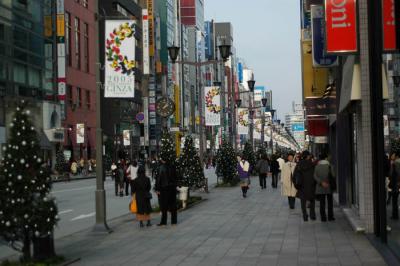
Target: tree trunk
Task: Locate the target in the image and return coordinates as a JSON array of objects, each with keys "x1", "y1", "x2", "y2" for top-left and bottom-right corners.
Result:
[
  {"x1": 22, "y1": 233, "x2": 31, "y2": 262},
  {"x1": 33, "y1": 234, "x2": 56, "y2": 261}
]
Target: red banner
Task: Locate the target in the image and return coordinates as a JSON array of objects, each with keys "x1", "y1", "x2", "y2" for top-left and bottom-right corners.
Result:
[
  {"x1": 383, "y1": 0, "x2": 396, "y2": 51},
  {"x1": 325, "y1": 0, "x2": 358, "y2": 53}
]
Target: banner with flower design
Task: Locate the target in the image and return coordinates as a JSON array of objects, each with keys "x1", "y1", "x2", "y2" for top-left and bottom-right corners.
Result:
[
  {"x1": 253, "y1": 118, "x2": 262, "y2": 139},
  {"x1": 105, "y1": 20, "x2": 136, "y2": 98},
  {"x1": 237, "y1": 108, "x2": 249, "y2": 135},
  {"x1": 204, "y1": 86, "x2": 221, "y2": 126}
]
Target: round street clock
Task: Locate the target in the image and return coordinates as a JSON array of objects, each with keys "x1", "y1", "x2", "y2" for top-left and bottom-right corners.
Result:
[{"x1": 156, "y1": 97, "x2": 175, "y2": 117}]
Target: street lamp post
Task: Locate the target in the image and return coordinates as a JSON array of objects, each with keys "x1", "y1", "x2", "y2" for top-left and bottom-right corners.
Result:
[
  {"x1": 168, "y1": 44, "x2": 231, "y2": 164},
  {"x1": 261, "y1": 98, "x2": 268, "y2": 147},
  {"x1": 247, "y1": 79, "x2": 255, "y2": 147}
]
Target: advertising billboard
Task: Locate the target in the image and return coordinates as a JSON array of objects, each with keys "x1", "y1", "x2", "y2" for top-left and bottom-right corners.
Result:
[
  {"x1": 105, "y1": 20, "x2": 136, "y2": 98},
  {"x1": 325, "y1": 0, "x2": 358, "y2": 53},
  {"x1": 311, "y1": 5, "x2": 338, "y2": 67},
  {"x1": 142, "y1": 10, "x2": 150, "y2": 74},
  {"x1": 383, "y1": 0, "x2": 396, "y2": 52},
  {"x1": 237, "y1": 108, "x2": 249, "y2": 135},
  {"x1": 76, "y1": 124, "x2": 85, "y2": 144},
  {"x1": 205, "y1": 86, "x2": 221, "y2": 126}
]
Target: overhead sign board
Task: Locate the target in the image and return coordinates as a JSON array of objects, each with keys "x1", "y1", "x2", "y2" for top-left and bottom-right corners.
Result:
[{"x1": 325, "y1": 0, "x2": 358, "y2": 53}]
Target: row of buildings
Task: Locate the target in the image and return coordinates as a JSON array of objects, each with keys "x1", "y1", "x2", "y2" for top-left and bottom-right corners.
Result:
[
  {"x1": 299, "y1": 0, "x2": 400, "y2": 260},
  {"x1": 0, "y1": 0, "x2": 297, "y2": 167}
]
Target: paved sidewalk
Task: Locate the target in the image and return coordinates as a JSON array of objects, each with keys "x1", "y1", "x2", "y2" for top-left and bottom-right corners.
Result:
[{"x1": 52, "y1": 177, "x2": 386, "y2": 266}]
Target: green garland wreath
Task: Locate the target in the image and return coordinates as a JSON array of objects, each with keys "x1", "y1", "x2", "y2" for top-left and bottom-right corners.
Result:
[{"x1": 106, "y1": 22, "x2": 136, "y2": 75}]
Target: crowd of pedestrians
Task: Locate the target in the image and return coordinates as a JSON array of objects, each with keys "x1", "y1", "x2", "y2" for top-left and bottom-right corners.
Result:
[{"x1": 107, "y1": 149, "x2": 342, "y2": 227}]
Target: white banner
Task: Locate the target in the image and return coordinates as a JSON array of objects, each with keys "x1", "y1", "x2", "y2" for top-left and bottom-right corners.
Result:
[
  {"x1": 204, "y1": 86, "x2": 221, "y2": 126},
  {"x1": 142, "y1": 10, "x2": 150, "y2": 75},
  {"x1": 105, "y1": 20, "x2": 136, "y2": 98},
  {"x1": 253, "y1": 118, "x2": 262, "y2": 140},
  {"x1": 237, "y1": 108, "x2": 249, "y2": 135},
  {"x1": 76, "y1": 124, "x2": 85, "y2": 144},
  {"x1": 123, "y1": 130, "x2": 130, "y2": 146}
]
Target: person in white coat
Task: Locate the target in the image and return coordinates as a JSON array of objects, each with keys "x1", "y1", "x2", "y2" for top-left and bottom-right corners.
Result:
[{"x1": 281, "y1": 153, "x2": 297, "y2": 209}]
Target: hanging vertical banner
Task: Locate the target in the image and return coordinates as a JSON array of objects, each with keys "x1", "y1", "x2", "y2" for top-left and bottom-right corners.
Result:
[
  {"x1": 311, "y1": 5, "x2": 338, "y2": 67},
  {"x1": 56, "y1": 0, "x2": 66, "y2": 120},
  {"x1": 142, "y1": 9, "x2": 150, "y2": 74},
  {"x1": 253, "y1": 118, "x2": 262, "y2": 140},
  {"x1": 76, "y1": 124, "x2": 85, "y2": 144},
  {"x1": 325, "y1": 0, "x2": 358, "y2": 53},
  {"x1": 204, "y1": 86, "x2": 221, "y2": 126},
  {"x1": 105, "y1": 20, "x2": 136, "y2": 98},
  {"x1": 383, "y1": 0, "x2": 396, "y2": 51},
  {"x1": 123, "y1": 130, "x2": 131, "y2": 146},
  {"x1": 237, "y1": 108, "x2": 249, "y2": 135},
  {"x1": 147, "y1": 0, "x2": 154, "y2": 56}
]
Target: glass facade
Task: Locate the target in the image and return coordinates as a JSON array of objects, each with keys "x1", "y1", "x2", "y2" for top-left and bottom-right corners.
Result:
[{"x1": 0, "y1": 0, "x2": 55, "y2": 97}]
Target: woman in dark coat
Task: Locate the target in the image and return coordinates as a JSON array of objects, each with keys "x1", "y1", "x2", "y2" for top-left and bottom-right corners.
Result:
[
  {"x1": 270, "y1": 155, "x2": 280, "y2": 188},
  {"x1": 293, "y1": 151, "x2": 316, "y2": 221},
  {"x1": 132, "y1": 166, "x2": 152, "y2": 227}
]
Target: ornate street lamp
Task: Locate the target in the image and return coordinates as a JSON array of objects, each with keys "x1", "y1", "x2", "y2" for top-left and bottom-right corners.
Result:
[
  {"x1": 236, "y1": 99, "x2": 242, "y2": 108},
  {"x1": 393, "y1": 75, "x2": 400, "y2": 87},
  {"x1": 247, "y1": 79, "x2": 256, "y2": 92},
  {"x1": 218, "y1": 44, "x2": 232, "y2": 61},
  {"x1": 261, "y1": 98, "x2": 268, "y2": 107},
  {"x1": 167, "y1": 45, "x2": 180, "y2": 63}
]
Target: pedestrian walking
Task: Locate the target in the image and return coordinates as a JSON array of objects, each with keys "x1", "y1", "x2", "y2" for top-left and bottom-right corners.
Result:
[
  {"x1": 111, "y1": 162, "x2": 118, "y2": 195},
  {"x1": 255, "y1": 154, "x2": 269, "y2": 189},
  {"x1": 132, "y1": 166, "x2": 152, "y2": 227},
  {"x1": 314, "y1": 153, "x2": 335, "y2": 222},
  {"x1": 270, "y1": 155, "x2": 280, "y2": 188},
  {"x1": 126, "y1": 160, "x2": 139, "y2": 195},
  {"x1": 155, "y1": 157, "x2": 178, "y2": 226},
  {"x1": 293, "y1": 151, "x2": 316, "y2": 222},
  {"x1": 277, "y1": 154, "x2": 285, "y2": 181},
  {"x1": 390, "y1": 151, "x2": 400, "y2": 220},
  {"x1": 70, "y1": 160, "x2": 78, "y2": 176},
  {"x1": 237, "y1": 154, "x2": 251, "y2": 198},
  {"x1": 117, "y1": 162, "x2": 125, "y2": 197},
  {"x1": 281, "y1": 153, "x2": 297, "y2": 209}
]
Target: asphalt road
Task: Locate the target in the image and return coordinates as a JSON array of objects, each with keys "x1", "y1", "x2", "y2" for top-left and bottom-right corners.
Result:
[{"x1": 0, "y1": 167, "x2": 218, "y2": 260}]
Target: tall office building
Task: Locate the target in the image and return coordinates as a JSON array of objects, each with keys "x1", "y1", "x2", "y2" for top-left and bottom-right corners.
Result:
[{"x1": 0, "y1": 0, "x2": 62, "y2": 162}]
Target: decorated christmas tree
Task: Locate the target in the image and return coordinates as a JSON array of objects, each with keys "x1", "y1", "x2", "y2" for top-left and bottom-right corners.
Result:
[
  {"x1": 177, "y1": 135, "x2": 205, "y2": 189},
  {"x1": 391, "y1": 138, "x2": 400, "y2": 155},
  {"x1": 216, "y1": 138, "x2": 238, "y2": 185},
  {"x1": 0, "y1": 101, "x2": 58, "y2": 261},
  {"x1": 55, "y1": 148, "x2": 67, "y2": 175},
  {"x1": 159, "y1": 131, "x2": 176, "y2": 165},
  {"x1": 243, "y1": 141, "x2": 256, "y2": 171}
]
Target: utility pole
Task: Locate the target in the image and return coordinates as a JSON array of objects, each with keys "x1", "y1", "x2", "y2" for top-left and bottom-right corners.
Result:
[{"x1": 93, "y1": 0, "x2": 110, "y2": 233}]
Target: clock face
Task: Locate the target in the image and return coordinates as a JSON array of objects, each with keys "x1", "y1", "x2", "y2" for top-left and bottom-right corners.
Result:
[{"x1": 156, "y1": 97, "x2": 175, "y2": 117}]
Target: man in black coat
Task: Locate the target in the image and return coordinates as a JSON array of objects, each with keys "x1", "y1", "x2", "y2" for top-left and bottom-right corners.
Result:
[
  {"x1": 293, "y1": 151, "x2": 316, "y2": 221},
  {"x1": 155, "y1": 158, "x2": 177, "y2": 226}
]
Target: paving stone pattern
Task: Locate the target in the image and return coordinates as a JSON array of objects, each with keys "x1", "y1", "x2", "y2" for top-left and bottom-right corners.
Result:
[{"x1": 56, "y1": 176, "x2": 387, "y2": 266}]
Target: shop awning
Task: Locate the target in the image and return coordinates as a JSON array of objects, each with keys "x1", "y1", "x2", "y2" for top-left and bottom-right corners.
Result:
[{"x1": 339, "y1": 56, "x2": 389, "y2": 113}]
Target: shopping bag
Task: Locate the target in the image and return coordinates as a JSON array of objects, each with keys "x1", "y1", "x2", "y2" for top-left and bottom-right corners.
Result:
[{"x1": 129, "y1": 195, "x2": 137, "y2": 213}]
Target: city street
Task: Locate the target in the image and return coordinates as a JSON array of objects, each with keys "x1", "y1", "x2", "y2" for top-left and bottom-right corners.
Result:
[
  {"x1": 0, "y1": 168, "x2": 218, "y2": 260},
  {"x1": 47, "y1": 176, "x2": 385, "y2": 266}
]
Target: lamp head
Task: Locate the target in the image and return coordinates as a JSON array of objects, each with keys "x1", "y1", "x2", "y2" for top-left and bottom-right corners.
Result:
[
  {"x1": 247, "y1": 80, "x2": 255, "y2": 92},
  {"x1": 218, "y1": 44, "x2": 231, "y2": 61},
  {"x1": 261, "y1": 98, "x2": 268, "y2": 107},
  {"x1": 236, "y1": 99, "x2": 242, "y2": 108},
  {"x1": 167, "y1": 45, "x2": 180, "y2": 63}
]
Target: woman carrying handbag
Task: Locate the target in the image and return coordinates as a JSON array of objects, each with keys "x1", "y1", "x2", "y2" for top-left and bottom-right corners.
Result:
[{"x1": 131, "y1": 166, "x2": 153, "y2": 227}]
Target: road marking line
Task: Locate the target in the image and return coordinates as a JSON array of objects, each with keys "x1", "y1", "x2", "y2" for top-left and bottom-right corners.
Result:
[
  {"x1": 59, "y1": 209, "x2": 73, "y2": 215},
  {"x1": 53, "y1": 183, "x2": 113, "y2": 194},
  {"x1": 70, "y1": 212, "x2": 95, "y2": 221}
]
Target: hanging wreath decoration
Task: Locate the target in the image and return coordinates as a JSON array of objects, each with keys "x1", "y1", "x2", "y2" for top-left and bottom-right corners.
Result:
[
  {"x1": 238, "y1": 110, "x2": 249, "y2": 126},
  {"x1": 205, "y1": 87, "x2": 221, "y2": 114},
  {"x1": 106, "y1": 22, "x2": 136, "y2": 75}
]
